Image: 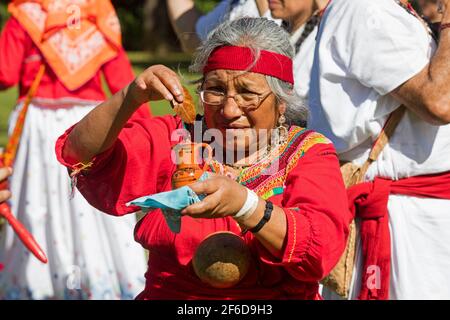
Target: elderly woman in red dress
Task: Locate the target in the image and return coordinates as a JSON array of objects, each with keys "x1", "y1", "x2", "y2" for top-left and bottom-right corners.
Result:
[{"x1": 55, "y1": 17, "x2": 350, "y2": 300}]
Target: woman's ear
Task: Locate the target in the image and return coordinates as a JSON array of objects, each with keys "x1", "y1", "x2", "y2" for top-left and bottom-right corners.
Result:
[{"x1": 278, "y1": 101, "x2": 287, "y2": 115}]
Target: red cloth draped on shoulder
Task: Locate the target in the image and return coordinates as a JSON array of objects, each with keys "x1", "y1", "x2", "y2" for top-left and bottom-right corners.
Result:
[
  {"x1": 55, "y1": 115, "x2": 350, "y2": 299},
  {"x1": 348, "y1": 173, "x2": 450, "y2": 300}
]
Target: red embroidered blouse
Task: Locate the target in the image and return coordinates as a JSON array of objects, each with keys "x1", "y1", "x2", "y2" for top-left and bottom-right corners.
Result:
[{"x1": 55, "y1": 115, "x2": 350, "y2": 300}]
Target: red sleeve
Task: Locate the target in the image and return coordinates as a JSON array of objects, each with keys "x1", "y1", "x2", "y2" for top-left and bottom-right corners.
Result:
[
  {"x1": 0, "y1": 18, "x2": 30, "y2": 90},
  {"x1": 102, "y1": 47, "x2": 152, "y2": 118},
  {"x1": 254, "y1": 142, "x2": 350, "y2": 282},
  {"x1": 55, "y1": 115, "x2": 182, "y2": 216}
]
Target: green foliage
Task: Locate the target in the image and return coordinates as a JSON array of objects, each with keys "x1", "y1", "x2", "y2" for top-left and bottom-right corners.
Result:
[
  {"x1": 114, "y1": 6, "x2": 144, "y2": 51},
  {"x1": 0, "y1": 87, "x2": 16, "y2": 148},
  {"x1": 196, "y1": 0, "x2": 222, "y2": 13},
  {"x1": 0, "y1": 2, "x2": 9, "y2": 30}
]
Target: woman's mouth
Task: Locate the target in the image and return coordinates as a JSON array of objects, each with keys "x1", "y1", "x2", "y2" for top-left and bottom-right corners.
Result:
[{"x1": 268, "y1": 0, "x2": 282, "y2": 9}]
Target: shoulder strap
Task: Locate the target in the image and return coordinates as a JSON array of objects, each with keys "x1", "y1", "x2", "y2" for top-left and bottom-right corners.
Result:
[
  {"x1": 2, "y1": 65, "x2": 46, "y2": 167},
  {"x1": 356, "y1": 105, "x2": 406, "y2": 182}
]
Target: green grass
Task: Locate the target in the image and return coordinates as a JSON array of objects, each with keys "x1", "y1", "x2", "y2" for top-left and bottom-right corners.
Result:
[
  {"x1": 0, "y1": 86, "x2": 18, "y2": 148},
  {"x1": 0, "y1": 51, "x2": 201, "y2": 148}
]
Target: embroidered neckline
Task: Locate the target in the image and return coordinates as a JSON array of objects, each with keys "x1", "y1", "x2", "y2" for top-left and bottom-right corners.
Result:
[
  {"x1": 193, "y1": 120, "x2": 331, "y2": 200},
  {"x1": 207, "y1": 126, "x2": 306, "y2": 182},
  {"x1": 236, "y1": 127, "x2": 307, "y2": 185}
]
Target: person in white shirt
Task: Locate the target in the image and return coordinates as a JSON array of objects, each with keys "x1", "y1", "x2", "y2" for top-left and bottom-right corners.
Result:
[
  {"x1": 269, "y1": 0, "x2": 328, "y2": 104},
  {"x1": 309, "y1": 0, "x2": 450, "y2": 299},
  {"x1": 167, "y1": 0, "x2": 271, "y2": 53}
]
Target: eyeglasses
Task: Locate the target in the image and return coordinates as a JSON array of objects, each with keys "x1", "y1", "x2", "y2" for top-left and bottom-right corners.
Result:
[{"x1": 198, "y1": 89, "x2": 273, "y2": 110}]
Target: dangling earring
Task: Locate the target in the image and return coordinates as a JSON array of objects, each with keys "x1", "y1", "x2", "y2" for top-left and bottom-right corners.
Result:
[
  {"x1": 276, "y1": 114, "x2": 288, "y2": 146},
  {"x1": 438, "y1": 1, "x2": 444, "y2": 14}
]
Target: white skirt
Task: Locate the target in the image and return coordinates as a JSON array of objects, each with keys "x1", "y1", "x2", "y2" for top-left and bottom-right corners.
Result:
[{"x1": 0, "y1": 102, "x2": 147, "y2": 300}]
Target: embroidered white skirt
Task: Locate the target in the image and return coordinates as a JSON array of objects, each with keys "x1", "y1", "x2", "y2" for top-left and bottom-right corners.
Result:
[{"x1": 0, "y1": 101, "x2": 146, "y2": 299}]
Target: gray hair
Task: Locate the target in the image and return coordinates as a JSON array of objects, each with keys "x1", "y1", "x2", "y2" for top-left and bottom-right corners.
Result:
[{"x1": 190, "y1": 17, "x2": 308, "y2": 127}]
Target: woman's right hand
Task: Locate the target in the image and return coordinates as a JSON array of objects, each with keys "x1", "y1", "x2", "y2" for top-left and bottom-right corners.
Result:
[{"x1": 126, "y1": 64, "x2": 185, "y2": 106}]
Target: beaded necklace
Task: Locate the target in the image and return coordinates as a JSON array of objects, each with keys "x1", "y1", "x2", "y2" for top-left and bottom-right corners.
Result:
[
  {"x1": 282, "y1": 11, "x2": 322, "y2": 54},
  {"x1": 208, "y1": 139, "x2": 283, "y2": 182}
]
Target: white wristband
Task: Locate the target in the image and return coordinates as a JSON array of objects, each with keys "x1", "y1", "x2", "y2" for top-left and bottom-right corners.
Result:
[{"x1": 233, "y1": 188, "x2": 259, "y2": 221}]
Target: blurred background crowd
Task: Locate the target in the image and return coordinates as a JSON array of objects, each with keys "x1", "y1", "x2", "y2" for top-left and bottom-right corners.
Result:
[
  {"x1": 0, "y1": 0, "x2": 444, "y2": 147},
  {"x1": 0, "y1": 1, "x2": 442, "y2": 57}
]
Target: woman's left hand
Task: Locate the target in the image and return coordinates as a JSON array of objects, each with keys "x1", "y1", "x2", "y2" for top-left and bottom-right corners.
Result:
[{"x1": 181, "y1": 174, "x2": 248, "y2": 219}]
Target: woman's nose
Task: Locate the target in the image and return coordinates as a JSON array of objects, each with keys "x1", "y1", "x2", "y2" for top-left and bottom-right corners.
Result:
[{"x1": 221, "y1": 97, "x2": 242, "y2": 119}]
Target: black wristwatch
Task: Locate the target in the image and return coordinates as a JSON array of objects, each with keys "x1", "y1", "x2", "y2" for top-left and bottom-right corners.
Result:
[{"x1": 241, "y1": 201, "x2": 273, "y2": 235}]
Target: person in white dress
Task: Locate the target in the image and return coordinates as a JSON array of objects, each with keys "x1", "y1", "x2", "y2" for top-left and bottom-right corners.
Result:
[
  {"x1": 309, "y1": 0, "x2": 450, "y2": 299},
  {"x1": 0, "y1": 0, "x2": 147, "y2": 300}
]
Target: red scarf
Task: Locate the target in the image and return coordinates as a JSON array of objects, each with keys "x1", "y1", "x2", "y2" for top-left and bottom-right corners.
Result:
[{"x1": 348, "y1": 171, "x2": 450, "y2": 300}]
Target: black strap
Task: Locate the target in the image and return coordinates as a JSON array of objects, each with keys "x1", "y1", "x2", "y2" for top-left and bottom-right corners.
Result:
[{"x1": 249, "y1": 201, "x2": 273, "y2": 234}]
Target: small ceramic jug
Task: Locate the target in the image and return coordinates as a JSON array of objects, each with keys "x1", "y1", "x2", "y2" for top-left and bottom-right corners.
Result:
[{"x1": 172, "y1": 141, "x2": 213, "y2": 189}]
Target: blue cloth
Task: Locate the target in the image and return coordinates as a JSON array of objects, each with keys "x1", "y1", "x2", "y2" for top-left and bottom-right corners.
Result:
[
  {"x1": 127, "y1": 173, "x2": 209, "y2": 233},
  {"x1": 195, "y1": 0, "x2": 230, "y2": 41}
]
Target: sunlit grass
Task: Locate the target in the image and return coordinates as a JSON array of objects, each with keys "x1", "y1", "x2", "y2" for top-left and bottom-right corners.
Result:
[{"x1": 0, "y1": 86, "x2": 18, "y2": 148}]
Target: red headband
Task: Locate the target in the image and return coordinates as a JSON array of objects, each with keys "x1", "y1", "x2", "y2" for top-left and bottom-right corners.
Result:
[{"x1": 203, "y1": 46, "x2": 294, "y2": 85}]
